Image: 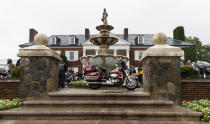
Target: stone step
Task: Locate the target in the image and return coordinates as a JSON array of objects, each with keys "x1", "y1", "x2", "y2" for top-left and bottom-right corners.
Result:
[
  {"x1": 48, "y1": 88, "x2": 150, "y2": 100},
  {"x1": 23, "y1": 100, "x2": 174, "y2": 110},
  {"x1": 0, "y1": 120, "x2": 207, "y2": 124},
  {"x1": 0, "y1": 110, "x2": 202, "y2": 121}
]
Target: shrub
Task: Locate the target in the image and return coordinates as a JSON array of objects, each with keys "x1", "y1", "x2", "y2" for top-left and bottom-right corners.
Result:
[
  {"x1": 69, "y1": 81, "x2": 88, "y2": 88},
  {"x1": 180, "y1": 65, "x2": 200, "y2": 78},
  {"x1": 11, "y1": 66, "x2": 21, "y2": 78},
  {"x1": 182, "y1": 99, "x2": 210, "y2": 122},
  {"x1": 0, "y1": 98, "x2": 23, "y2": 111}
]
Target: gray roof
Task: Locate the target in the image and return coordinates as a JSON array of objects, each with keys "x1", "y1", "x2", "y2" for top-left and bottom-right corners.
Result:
[{"x1": 19, "y1": 34, "x2": 195, "y2": 48}]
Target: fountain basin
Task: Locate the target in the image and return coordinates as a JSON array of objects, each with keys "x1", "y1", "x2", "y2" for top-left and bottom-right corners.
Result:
[{"x1": 80, "y1": 54, "x2": 128, "y2": 71}]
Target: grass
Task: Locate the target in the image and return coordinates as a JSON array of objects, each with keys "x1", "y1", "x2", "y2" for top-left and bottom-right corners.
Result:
[
  {"x1": 182, "y1": 99, "x2": 210, "y2": 122},
  {"x1": 0, "y1": 98, "x2": 22, "y2": 111},
  {"x1": 68, "y1": 81, "x2": 88, "y2": 88}
]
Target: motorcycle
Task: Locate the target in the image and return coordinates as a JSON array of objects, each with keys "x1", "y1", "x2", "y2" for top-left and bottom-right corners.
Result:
[
  {"x1": 0, "y1": 68, "x2": 8, "y2": 79},
  {"x1": 74, "y1": 72, "x2": 84, "y2": 81},
  {"x1": 83, "y1": 60, "x2": 138, "y2": 90}
]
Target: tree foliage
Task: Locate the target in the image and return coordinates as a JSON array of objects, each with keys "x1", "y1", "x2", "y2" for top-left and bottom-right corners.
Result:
[
  {"x1": 60, "y1": 54, "x2": 68, "y2": 72},
  {"x1": 184, "y1": 37, "x2": 210, "y2": 63},
  {"x1": 173, "y1": 26, "x2": 185, "y2": 41}
]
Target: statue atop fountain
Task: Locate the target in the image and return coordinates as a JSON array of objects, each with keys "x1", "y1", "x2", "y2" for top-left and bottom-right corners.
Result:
[
  {"x1": 101, "y1": 8, "x2": 108, "y2": 25},
  {"x1": 80, "y1": 9, "x2": 128, "y2": 71}
]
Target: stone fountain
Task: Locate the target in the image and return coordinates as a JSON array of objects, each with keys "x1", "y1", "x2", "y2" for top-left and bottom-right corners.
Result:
[{"x1": 80, "y1": 9, "x2": 128, "y2": 71}]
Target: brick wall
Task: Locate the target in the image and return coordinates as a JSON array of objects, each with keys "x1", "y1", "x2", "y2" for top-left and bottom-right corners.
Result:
[
  {"x1": 51, "y1": 47, "x2": 83, "y2": 72},
  {"x1": 0, "y1": 79, "x2": 20, "y2": 99},
  {"x1": 181, "y1": 79, "x2": 210, "y2": 101}
]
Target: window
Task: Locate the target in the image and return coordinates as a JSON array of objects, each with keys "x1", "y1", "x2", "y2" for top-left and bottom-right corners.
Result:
[
  {"x1": 71, "y1": 67, "x2": 79, "y2": 73},
  {"x1": 69, "y1": 36, "x2": 75, "y2": 44},
  {"x1": 50, "y1": 37, "x2": 56, "y2": 44},
  {"x1": 55, "y1": 51, "x2": 61, "y2": 55},
  {"x1": 137, "y1": 35, "x2": 144, "y2": 44},
  {"x1": 65, "y1": 51, "x2": 78, "y2": 61},
  {"x1": 70, "y1": 52, "x2": 74, "y2": 60},
  {"x1": 135, "y1": 50, "x2": 143, "y2": 61}
]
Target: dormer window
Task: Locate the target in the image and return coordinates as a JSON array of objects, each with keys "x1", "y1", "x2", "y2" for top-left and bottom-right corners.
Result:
[
  {"x1": 137, "y1": 35, "x2": 144, "y2": 44},
  {"x1": 69, "y1": 36, "x2": 76, "y2": 44},
  {"x1": 50, "y1": 36, "x2": 56, "y2": 44}
]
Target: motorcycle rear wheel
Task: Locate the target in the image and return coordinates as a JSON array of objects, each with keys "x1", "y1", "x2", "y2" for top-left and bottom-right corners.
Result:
[
  {"x1": 88, "y1": 83, "x2": 101, "y2": 89},
  {"x1": 125, "y1": 78, "x2": 138, "y2": 90}
]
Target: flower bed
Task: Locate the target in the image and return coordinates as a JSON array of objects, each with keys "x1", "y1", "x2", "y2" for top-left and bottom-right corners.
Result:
[
  {"x1": 182, "y1": 99, "x2": 210, "y2": 122},
  {"x1": 0, "y1": 98, "x2": 22, "y2": 111}
]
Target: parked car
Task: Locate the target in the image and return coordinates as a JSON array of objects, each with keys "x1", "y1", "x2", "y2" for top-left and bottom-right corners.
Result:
[
  {"x1": 0, "y1": 68, "x2": 8, "y2": 79},
  {"x1": 193, "y1": 61, "x2": 210, "y2": 78}
]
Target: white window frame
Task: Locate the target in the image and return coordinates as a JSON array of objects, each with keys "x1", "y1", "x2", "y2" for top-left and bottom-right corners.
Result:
[
  {"x1": 135, "y1": 50, "x2": 143, "y2": 61},
  {"x1": 55, "y1": 51, "x2": 61, "y2": 55},
  {"x1": 137, "y1": 35, "x2": 144, "y2": 44},
  {"x1": 50, "y1": 37, "x2": 56, "y2": 44},
  {"x1": 65, "y1": 51, "x2": 78, "y2": 61},
  {"x1": 69, "y1": 36, "x2": 76, "y2": 44},
  {"x1": 72, "y1": 67, "x2": 79, "y2": 73}
]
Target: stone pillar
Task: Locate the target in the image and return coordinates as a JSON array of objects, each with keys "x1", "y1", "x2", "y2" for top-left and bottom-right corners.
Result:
[
  {"x1": 17, "y1": 33, "x2": 61, "y2": 100},
  {"x1": 140, "y1": 33, "x2": 183, "y2": 105}
]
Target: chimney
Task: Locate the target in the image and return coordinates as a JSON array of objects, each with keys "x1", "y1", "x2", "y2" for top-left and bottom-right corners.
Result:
[
  {"x1": 85, "y1": 28, "x2": 90, "y2": 37},
  {"x1": 29, "y1": 28, "x2": 38, "y2": 42},
  {"x1": 124, "y1": 28, "x2": 128, "y2": 37}
]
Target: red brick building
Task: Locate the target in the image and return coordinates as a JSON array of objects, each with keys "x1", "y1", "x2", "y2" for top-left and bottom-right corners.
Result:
[{"x1": 20, "y1": 28, "x2": 194, "y2": 72}]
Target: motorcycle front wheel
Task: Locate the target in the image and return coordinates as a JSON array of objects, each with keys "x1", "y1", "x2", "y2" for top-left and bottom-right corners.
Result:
[
  {"x1": 88, "y1": 83, "x2": 102, "y2": 89},
  {"x1": 125, "y1": 78, "x2": 138, "y2": 90}
]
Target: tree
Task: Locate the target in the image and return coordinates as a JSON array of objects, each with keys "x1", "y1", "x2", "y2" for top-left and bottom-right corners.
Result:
[
  {"x1": 60, "y1": 54, "x2": 68, "y2": 72},
  {"x1": 173, "y1": 26, "x2": 185, "y2": 41},
  {"x1": 184, "y1": 37, "x2": 210, "y2": 63}
]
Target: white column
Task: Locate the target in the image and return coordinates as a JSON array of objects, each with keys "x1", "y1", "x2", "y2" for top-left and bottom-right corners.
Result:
[
  {"x1": 83, "y1": 49, "x2": 86, "y2": 56},
  {"x1": 114, "y1": 49, "x2": 117, "y2": 56},
  {"x1": 126, "y1": 49, "x2": 130, "y2": 66},
  {"x1": 95, "y1": 49, "x2": 99, "y2": 55}
]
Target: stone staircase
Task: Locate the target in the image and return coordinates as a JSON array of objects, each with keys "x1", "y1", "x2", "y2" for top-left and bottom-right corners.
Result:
[{"x1": 0, "y1": 88, "x2": 204, "y2": 124}]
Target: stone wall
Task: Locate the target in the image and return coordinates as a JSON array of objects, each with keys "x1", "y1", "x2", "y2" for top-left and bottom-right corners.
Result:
[
  {"x1": 143, "y1": 56, "x2": 181, "y2": 105},
  {"x1": 19, "y1": 57, "x2": 59, "y2": 100},
  {"x1": 181, "y1": 79, "x2": 210, "y2": 101},
  {"x1": 0, "y1": 79, "x2": 20, "y2": 99}
]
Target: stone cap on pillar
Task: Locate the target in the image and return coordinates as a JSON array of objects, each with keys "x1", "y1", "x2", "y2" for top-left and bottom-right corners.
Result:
[
  {"x1": 141, "y1": 33, "x2": 184, "y2": 61},
  {"x1": 17, "y1": 33, "x2": 61, "y2": 61}
]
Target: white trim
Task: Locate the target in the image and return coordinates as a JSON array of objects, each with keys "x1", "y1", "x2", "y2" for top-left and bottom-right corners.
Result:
[
  {"x1": 69, "y1": 36, "x2": 76, "y2": 44},
  {"x1": 50, "y1": 36, "x2": 57, "y2": 44},
  {"x1": 135, "y1": 50, "x2": 143, "y2": 61},
  {"x1": 55, "y1": 51, "x2": 61, "y2": 55},
  {"x1": 65, "y1": 51, "x2": 79, "y2": 61},
  {"x1": 137, "y1": 35, "x2": 144, "y2": 44}
]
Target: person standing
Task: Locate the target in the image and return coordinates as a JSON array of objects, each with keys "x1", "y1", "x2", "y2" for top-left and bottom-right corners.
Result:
[
  {"x1": 58, "y1": 58, "x2": 67, "y2": 88},
  {"x1": 137, "y1": 65, "x2": 143, "y2": 86},
  {"x1": 7, "y1": 59, "x2": 14, "y2": 78}
]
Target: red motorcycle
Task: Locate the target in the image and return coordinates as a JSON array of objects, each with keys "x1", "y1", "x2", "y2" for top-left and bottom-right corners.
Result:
[{"x1": 83, "y1": 60, "x2": 138, "y2": 90}]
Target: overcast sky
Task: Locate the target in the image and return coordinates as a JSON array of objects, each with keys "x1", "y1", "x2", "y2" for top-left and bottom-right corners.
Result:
[{"x1": 0, "y1": 0, "x2": 209, "y2": 60}]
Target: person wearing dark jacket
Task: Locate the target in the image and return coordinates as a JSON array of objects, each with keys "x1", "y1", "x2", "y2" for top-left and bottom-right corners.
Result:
[{"x1": 58, "y1": 59, "x2": 67, "y2": 88}]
